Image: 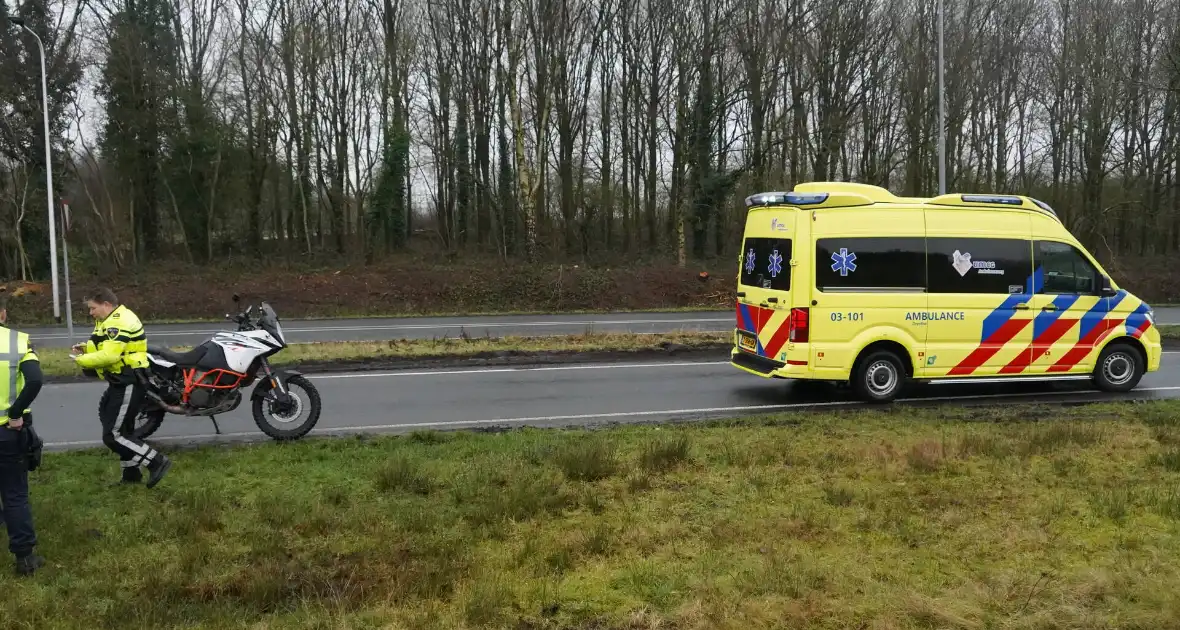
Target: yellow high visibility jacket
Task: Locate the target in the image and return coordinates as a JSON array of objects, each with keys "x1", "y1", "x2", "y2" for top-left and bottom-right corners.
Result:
[
  {"x1": 0, "y1": 325, "x2": 38, "y2": 424},
  {"x1": 76, "y1": 304, "x2": 149, "y2": 381}
]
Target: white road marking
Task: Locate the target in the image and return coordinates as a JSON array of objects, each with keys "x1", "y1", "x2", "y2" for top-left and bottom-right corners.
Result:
[
  {"x1": 29, "y1": 317, "x2": 733, "y2": 340},
  {"x1": 36, "y1": 360, "x2": 734, "y2": 389},
  {"x1": 311, "y1": 360, "x2": 733, "y2": 379},
  {"x1": 44, "y1": 385, "x2": 1180, "y2": 449}
]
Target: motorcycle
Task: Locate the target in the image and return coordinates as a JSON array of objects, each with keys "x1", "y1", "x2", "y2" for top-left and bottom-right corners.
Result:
[{"x1": 128, "y1": 295, "x2": 322, "y2": 442}]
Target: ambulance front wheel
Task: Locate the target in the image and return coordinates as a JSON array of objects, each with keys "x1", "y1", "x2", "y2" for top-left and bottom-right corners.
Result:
[
  {"x1": 1092, "y1": 343, "x2": 1144, "y2": 393},
  {"x1": 852, "y1": 350, "x2": 906, "y2": 403}
]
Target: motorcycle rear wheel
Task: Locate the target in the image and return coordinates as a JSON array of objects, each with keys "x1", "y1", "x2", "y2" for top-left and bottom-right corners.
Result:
[
  {"x1": 252, "y1": 375, "x2": 321, "y2": 441},
  {"x1": 131, "y1": 407, "x2": 165, "y2": 441},
  {"x1": 98, "y1": 388, "x2": 165, "y2": 441}
]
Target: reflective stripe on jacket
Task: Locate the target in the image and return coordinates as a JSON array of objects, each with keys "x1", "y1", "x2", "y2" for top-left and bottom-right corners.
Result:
[
  {"x1": 76, "y1": 304, "x2": 149, "y2": 379},
  {"x1": 0, "y1": 326, "x2": 37, "y2": 423}
]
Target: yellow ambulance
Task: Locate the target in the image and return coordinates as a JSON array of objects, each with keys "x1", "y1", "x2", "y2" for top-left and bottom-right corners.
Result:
[{"x1": 731, "y1": 181, "x2": 1161, "y2": 402}]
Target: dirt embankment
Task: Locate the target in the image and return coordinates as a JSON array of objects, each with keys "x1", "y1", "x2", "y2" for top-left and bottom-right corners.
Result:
[{"x1": 2, "y1": 258, "x2": 735, "y2": 324}]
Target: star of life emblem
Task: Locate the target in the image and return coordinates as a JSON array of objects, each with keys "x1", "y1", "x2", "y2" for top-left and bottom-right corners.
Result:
[
  {"x1": 768, "y1": 250, "x2": 783, "y2": 277},
  {"x1": 830, "y1": 248, "x2": 857, "y2": 276}
]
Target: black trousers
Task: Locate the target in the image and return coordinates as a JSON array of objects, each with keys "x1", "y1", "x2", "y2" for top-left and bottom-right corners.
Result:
[
  {"x1": 100, "y1": 380, "x2": 160, "y2": 479},
  {"x1": 0, "y1": 423, "x2": 35, "y2": 558}
]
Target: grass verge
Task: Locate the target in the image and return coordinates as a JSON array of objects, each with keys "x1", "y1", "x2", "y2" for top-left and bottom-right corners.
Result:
[
  {"x1": 7, "y1": 400, "x2": 1180, "y2": 628},
  {"x1": 34, "y1": 331, "x2": 732, "y2": 380}
]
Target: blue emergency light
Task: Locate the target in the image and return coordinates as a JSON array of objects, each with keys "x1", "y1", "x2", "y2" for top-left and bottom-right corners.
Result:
[
  {"x1": 744, "y1": 192, "x2": 830, "y2": 207},
  {"x1": 960, "y1": 194, "x2": 1023, "y2": 206}
]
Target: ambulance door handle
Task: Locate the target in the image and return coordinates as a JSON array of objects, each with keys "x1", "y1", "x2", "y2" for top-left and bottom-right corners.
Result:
[
  {"x1": 1014, "y1": 304, "x2": 1030, "y2": 310},
  {"x1": 767, "y1": 297, "x2": 778, "y2": 303},
  {"x1": 1041, "y1": 305, "x2": 1057, "y2": 312}
]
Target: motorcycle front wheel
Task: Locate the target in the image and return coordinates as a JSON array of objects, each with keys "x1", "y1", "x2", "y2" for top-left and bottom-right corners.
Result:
[{"x1": 251, "y1": 375, "x2": 321, "y2": 441}]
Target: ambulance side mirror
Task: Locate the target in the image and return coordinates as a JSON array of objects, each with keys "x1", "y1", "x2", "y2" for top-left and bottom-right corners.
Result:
[{"x1": 1099, "y1": 275, "x2": 1117, "y2": 297}]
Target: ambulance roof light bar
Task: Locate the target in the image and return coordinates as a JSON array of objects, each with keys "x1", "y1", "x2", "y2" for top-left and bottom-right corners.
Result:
[
  {"x1": 744, "y1": 192, "x2": 829, "y2": 208},
  {"x1": 1030, "y1": 198, "x2": 1058, "y2": 217},
  {"x1": 960, "y1": 194, "x2": 1023, "y2": 206}
]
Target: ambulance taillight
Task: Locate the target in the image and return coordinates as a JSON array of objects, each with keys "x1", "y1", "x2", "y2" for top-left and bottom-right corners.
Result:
[{"x1": 789, "y1": 308, "x2": 809, "y2": 343}]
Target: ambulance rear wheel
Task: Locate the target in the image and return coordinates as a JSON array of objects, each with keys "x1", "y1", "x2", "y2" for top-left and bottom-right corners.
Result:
[
  {"x1": 1092, "y1": 343, "x2": 1144, "y2": 393},
  {"x1": 852, "y1": 350, "x2": 905, "y2": 403}
]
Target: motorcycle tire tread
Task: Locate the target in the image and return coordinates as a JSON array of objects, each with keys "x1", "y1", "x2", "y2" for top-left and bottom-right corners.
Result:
[
  {"x1": 251, "y1": 375, "x2": 321, "y2": 441},
  {"x1": 132, "y1": 408, "x2": 166, "y2": 441},
  {"x1": 102, "y1": 386, "x2": 166, "y2": 442}
]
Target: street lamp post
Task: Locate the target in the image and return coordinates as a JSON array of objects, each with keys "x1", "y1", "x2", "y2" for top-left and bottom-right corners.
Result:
[
  {"x1": 937, "y1": 0, "x2": 946, "y2": 195},
  {"x1": 9, "y1": 16, "x2": 62, "y2": 325}
]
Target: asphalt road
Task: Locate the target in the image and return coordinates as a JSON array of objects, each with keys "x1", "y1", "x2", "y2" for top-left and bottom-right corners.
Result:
[
  {"x1": 22, "y1": 311, "x2": 734, "y2": 348},
  {"x1": 33, "y1": 351, "x2": 1180, "y2": 451},
  {"x1": 20, "y1": 307, "x2": 1180, "y2": 348}
]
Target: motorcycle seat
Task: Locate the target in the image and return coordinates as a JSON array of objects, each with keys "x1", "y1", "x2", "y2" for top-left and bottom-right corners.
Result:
[{"x1": 148, "y1": 345, "x2": 208, "y2": 367}]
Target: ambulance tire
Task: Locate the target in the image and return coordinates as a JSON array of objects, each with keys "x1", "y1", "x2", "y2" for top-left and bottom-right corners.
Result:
[
  {"x1": 852, "y1": 349, "x2": 906, "y2": 404},
  {"x1": 1092, "y1": 343, "x2": 1144, "y2": 393}
]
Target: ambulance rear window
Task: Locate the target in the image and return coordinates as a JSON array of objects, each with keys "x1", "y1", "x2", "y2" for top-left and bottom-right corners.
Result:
[{"x1": 740, "y1": 237, "x2": 791, "y2": 291}]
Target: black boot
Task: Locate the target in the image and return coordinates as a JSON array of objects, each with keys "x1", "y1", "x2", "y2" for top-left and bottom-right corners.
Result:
[
  {"x1": 146, "y1": 453, "x2": 172, "y2": 489},
  {"x1": 113, "y1": 464, "x2": 142, "y2": 486},
  {"x1": 15, "y1": 553, "x2": 44, "y2": 576}
]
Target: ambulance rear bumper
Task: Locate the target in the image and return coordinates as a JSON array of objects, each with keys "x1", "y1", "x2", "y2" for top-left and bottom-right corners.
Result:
[
  {"x1": 731, "y1": 349, "x2": 785, "y2": 376},
  {"x1": 729, "y1": 347, "x2": 816, "y2": 379}
]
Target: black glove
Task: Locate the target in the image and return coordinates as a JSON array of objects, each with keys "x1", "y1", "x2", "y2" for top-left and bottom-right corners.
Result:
[{"x1": 22, "y1": 425, "x2": 43, "y2": 472}]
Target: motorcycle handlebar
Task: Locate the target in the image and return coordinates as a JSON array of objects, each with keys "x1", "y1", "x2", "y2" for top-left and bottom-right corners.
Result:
[
  {"x1": 225, "y1": 301, "x2": 273, "y2": 332},
  {"x1": 226, "y1": 311, "x2": 254, "y2": 330}
]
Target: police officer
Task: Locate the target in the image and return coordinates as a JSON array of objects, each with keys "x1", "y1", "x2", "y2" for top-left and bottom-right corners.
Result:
[
  {"x1": 72, "y1": 288, "x2": 172, "y2": 487},
  {"x1": 0, "y1": 293, "x2": 44, "y2": 575}
]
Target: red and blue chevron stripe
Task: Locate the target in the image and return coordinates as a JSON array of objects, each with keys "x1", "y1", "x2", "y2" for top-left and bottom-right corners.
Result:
[
  {"x1": 948, "y1": 267, "x2": 1043, "y2": 376},
  {"x1": 999, "y1": 293, "x2": 1080, "y2": 374},
  {"x1": 1047, "y1": 289, "x2": 1128, "y2": 372},
  {"x1": 735, "y1": 302, "x2": 793, "y2": 360},
  {"x1": 1126, "y1": 302, "x2": 1153, "y2": 339},
  {"x1": 736, "y1": 302, "x2": 768, "y2": 356}
]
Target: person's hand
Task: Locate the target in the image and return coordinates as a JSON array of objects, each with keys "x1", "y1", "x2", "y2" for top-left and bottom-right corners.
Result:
[
  {"x1": 71, "y1": 343, "x2": 85, "y2": 353},
  {"x1": 6, "y1": 417, "x2": 24, "y2": 430}
]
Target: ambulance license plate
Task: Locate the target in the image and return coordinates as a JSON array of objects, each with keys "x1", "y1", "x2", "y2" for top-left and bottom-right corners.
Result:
[{"x1": 738, "y1": 332, "x2": 757, "y2": 352}]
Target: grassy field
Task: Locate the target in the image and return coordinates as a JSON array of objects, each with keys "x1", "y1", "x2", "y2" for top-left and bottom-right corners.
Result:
[
  {"x1": 33, "y1": 331, "x2": 732, "y2": 379},
  {"x1": 6, "y1": 400, "x2": 1180, "y2": 628}
]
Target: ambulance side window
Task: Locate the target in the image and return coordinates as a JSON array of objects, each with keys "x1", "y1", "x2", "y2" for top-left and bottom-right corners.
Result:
[
  {"x1": 814, "y1": 237, "x2": 926, "y2": 292},
  {"x1": 927, "y1": 237, "x2": 1033, "y2": 294},
  {"x1": 1036, "y1": 241, "x2": 1099, "y2": 295}
]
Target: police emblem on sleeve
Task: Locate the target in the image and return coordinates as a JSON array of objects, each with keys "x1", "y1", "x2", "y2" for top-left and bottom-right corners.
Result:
[{"x1": 106, "y1": 327, "x2": 120, "y2": 340}]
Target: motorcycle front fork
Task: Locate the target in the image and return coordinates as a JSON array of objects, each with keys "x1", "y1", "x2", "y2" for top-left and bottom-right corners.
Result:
[{"x1": 260, "y1": 360, "x2": 292, "y2": 402}]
